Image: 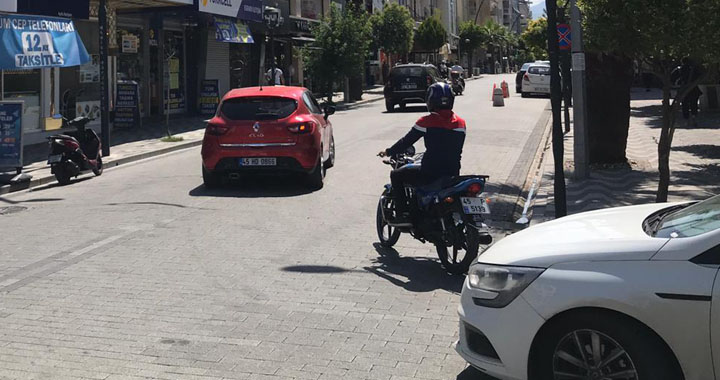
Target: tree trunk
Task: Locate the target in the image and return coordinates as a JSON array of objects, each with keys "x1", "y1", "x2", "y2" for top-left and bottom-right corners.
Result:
[
  {"x1": 656, "y1": 83, "x2": 674, "y2": 203},
  {"x1": 585, "y1": 52, "x2": 634, "y2": 164}
]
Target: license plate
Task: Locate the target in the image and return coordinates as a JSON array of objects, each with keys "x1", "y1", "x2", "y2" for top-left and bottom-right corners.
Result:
[
  {"x1": 461, "y1": 197, "x2": 491, "y2": 215},
  {"x1": 239, "y1": 157, "x2": 276, "y2": 166},
  {"x1": 48, "y1": 155, "x2": 62, "y2": 164},
  {"x1": 400, "y1": 83, "x2": 417, "y2": 90}
]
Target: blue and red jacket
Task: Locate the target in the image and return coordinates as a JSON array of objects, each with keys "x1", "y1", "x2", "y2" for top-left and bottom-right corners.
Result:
[{"x1": 387, "y1": 109, "x2": 466, "y2": 182}]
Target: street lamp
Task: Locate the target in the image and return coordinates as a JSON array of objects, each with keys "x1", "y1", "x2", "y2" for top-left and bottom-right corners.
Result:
[{"x1": 264, "y1": 6, "x2": 284, "y2": 86}]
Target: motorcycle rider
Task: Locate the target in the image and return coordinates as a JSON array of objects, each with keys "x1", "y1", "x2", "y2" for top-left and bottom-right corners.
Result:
[{"x1": 378, "y1": 82, "x2": 466, "y2": 225}]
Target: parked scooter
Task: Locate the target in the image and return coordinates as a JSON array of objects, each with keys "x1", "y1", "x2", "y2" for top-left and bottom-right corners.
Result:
[
  {"x1": 47, "y1": 116, "x2": 103, "y2": 185},
  {"x1": 450, "y1": 70, "x2": 465, "y2": 95}
]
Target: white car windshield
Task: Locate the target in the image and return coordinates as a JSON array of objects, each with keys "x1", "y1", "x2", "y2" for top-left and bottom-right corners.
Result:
[{"x1": 655, "y1": 195, "x2": 720, "y2": 238}]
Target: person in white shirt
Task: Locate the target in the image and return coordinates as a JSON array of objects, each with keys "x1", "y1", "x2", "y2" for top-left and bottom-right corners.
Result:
[{"x1": 266, "y1": 66, "x2": 284, "y2": 85}]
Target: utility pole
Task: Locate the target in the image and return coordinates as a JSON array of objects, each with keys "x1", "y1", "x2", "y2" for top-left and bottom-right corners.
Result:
[
  {"x1": 99, "y1": 0, "x2": 110, "y2": 157},
  {"x1": 559, "y1": 9, "x2": 571, "y2": 133},
  {"x1": 546, "y1": 0, "x2": 567, "y2": 217},
  {"x1": 570, "y1": 0, "x2": 589, "y2": 179}
]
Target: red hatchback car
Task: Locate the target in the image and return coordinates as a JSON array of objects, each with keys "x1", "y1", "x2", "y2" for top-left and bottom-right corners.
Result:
[{"x1": 201, "y1": 86, "x2": 336, "y2": 189}]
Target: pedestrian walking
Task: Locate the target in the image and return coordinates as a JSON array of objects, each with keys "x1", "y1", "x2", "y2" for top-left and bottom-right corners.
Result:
[
  {"x1": 266, "y1": 62, "x2": 284, "y2": 85},
  {"x1": 679, "y1": 58, "x2": 703, "y2": 127}
]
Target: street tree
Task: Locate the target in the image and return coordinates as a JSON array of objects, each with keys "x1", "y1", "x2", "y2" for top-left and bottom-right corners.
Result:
[
  {"x1": 303, "y1": 3, "x2": 372, "y2": 103},
  {"x1": 458, "y1": 20, "x2": 486, "y2": 69},
  {"x1": 581, "y1": 0, "x2": 720, "y2": 202},
  {"x1": 482, "y1": 20, "x2": 509, "y2": 70},
  {"x1": 371, "y1": 3, "x2": 414, "y2": 65},
  {"x1": 521, "y1": 18, "x2": 547, "y2": 60},
  {"x1": 415, "y1": 16, "x2": 447, "y2": 54}
]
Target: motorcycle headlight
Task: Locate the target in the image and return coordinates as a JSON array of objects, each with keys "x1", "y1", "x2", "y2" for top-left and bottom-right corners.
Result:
[{"x1": 467, "y1": 263, "x2": 544, "y2": 308}]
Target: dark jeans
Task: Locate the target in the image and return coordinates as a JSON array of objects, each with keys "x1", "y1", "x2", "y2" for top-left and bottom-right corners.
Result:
[
  {"x1": 683, "y1": 87, "x2": 702, "y2": 119},
  {"x1": 390, "y1": 165, "x2": 424, "y2": 214}
]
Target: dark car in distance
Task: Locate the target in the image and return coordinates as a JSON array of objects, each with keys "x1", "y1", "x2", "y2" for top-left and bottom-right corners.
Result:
[{"x1": 384, "y1": 64, "x2": 445, "y2": 112}]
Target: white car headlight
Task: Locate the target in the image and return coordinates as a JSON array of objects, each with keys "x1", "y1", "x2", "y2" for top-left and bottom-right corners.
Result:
[{"x1": 467, "y1": 263, "x2": 544, "y2": 308}]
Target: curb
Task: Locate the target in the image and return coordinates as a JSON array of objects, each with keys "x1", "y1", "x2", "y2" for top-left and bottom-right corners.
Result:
[{"x1": 0, "y1": 139, "x2": 203, "y2": 196}]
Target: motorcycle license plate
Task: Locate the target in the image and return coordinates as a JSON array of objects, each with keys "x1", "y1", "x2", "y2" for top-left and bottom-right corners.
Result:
[
  {"x1": 48, "y1": 155, "x2": 62, "y2": 164},
  {"x1": 461, "y1": 197, "x2": 491, "y2": 215},
  {"x1": 239, "y1": 157, "x2": 276, "y2": 166}
]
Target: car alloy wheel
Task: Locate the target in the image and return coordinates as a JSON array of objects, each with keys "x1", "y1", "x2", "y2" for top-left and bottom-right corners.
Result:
[{"x1": 552, "y1": 329, "x2": 638, "y2": 380}]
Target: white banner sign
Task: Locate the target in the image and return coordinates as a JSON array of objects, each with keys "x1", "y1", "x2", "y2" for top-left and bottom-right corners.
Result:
[
  {"x1": 199, "y1": 0, "x2": 241, "y2": 17},
  {"x1": 0, "y1": 0, "x2": 17, "y2": 12}
]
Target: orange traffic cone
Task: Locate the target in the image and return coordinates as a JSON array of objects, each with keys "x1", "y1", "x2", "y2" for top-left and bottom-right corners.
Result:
[
  {"x1": 501, "y1": 81, "x2": 510, "y2": 98},
  {"x1": 491, "y1": 83, "x2": 497, "y2": 100}
]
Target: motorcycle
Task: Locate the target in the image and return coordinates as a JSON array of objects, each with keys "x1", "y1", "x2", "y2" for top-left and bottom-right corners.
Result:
[
  {"x1": 450, "y1": 71, "x2": 465, "y2": 95},
  {"x1": 376, "y1": 147, "x2": 493, "y2": 274},
  {"x1": 47, "y1": 116, "x2": 103, "y2": 185}
]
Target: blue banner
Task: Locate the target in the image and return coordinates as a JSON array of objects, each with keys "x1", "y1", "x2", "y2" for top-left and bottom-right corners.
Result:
[
  {"x1": 0, "y1": 14, "x2": 90, "y2": 70},
  {"x1": 0, "y1": 102, "x2": 23, "y2": 169},
  {"x1": 214, "y1": 16, "x2": 254, "y2": 44}
]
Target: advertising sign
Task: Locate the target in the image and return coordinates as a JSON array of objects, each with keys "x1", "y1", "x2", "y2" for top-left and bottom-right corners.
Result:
[
  {"x1": 0, "y1": 0, "x2": 16, "y2": 12},
  {"x1": 214, "y1": 16, "x2": 254, "y2": 44},
  {"x1": 199, "y1": 0, "x2": 263, "y2": 23},
  {"x1": 17, "y1": 0, "x2": 90, "y2": 20},
  {"x1": 122, "y1": 34, "x2": 139, "y2": 53},
  {"x1": 0, "y1": 101, "x2": 23, "y2": 170},
  {"x1": 200, "y1": 80, "x2": 220, "y2": 116},
  {"x1": 114, "y1": 82, "x2": 140, "y2": 128},
  {"x1": 0, "y1": 14, "x2": 91, "y2": 70}
]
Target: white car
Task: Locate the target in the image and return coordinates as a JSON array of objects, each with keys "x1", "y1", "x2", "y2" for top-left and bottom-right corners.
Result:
[
  {"x1": 521, "y1": 64, "x2": 551, "y2": 97},
  {"x1": 456, "y1": 195, "x2": 720, "y2": 380}
]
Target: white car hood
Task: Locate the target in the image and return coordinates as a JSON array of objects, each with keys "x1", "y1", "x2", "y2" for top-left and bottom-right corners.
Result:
[{"x1": 481, "y1": 203, "x2": 672, "y2": 268}]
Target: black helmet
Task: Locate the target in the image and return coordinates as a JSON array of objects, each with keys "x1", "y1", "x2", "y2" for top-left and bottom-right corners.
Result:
[{"x1": 426, "y1": 82, "x2": 454, "y2": 111}]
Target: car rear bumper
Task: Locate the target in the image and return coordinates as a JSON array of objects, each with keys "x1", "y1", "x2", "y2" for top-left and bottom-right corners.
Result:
[
  {"x1": 521, "y1": 85, "x2": 550, "y2": 94},
  {"x1": 202, "y1": 140, "x2": 320, "y2": 173},
  {"x1": 456, "y1": 279, "x2": 546, "y2": 380},
  {"x1": 385, "y1": 89, "x2": 427, "y2": 104}
]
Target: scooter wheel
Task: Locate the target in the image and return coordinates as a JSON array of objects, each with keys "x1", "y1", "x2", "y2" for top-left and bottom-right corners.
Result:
[{"x1": 92, "y1": 156, "x2": 103, "y2": 176}]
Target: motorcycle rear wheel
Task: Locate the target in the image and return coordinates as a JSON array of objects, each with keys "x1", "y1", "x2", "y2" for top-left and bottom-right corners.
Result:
[
  {"x1": 376, "y1": 193, "x2": 401, "y2": 247},
  {"x1": 54, "y1": 165, "x2": 72, "y2": 186},
  {"x1": 92, "y1": 156, "x2": 103, "y2": 176},
  {"x1": 436, "y1": 223, "x2": 481, "y2": 275}
]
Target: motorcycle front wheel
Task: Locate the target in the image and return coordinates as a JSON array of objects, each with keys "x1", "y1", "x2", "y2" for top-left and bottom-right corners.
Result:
[
  {"x1": 376, "y1": 191, "x2": 401, "y2": 247},
  {"x1": 436, "y1": 223, "x2": 481, "y2": 275},
  {"x1": 92, "y1": 156, "x2": 103, "y2": 176}
]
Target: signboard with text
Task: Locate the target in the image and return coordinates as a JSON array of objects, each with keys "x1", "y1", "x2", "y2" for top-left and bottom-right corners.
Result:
[
  {"x1": 199, "y1": 0, "x2": 263, "y2": 23},
  {"x1": 17, "y1": 0, "x2": 90, "y2": 20},
  {"x1": 114, "y1": 82, "x2": 140, "y2": 128},
  {"x1": 200, "y1": 80, "x2": 220, "y2": 116},
  {"x1": 0, "y1": 14, "x2": 91, "y2": 70},
  {"x1": 0, "y1": 101, "x2": 24, "y2": 170}
]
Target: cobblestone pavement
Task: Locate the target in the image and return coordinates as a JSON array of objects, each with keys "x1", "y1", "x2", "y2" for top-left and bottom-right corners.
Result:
[
  {"x1": 533, "y1": 88, "x2": 720, "y2": 222},
  {"x1": 0, "y1": 75, "x2": 547, "y2": 380}
]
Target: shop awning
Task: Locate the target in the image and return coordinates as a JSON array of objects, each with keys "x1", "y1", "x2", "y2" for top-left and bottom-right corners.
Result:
[
  {"x1": 214, "y1": 16, "x2": 254, "y2": 44},
  {"x1": 0, "y1": 13, "x2": 90, "y2": 70}
]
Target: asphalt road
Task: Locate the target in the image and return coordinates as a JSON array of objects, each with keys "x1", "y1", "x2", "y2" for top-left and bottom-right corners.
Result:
[{"x1": 0, "y1": 75, "x2": 549, "y2": 380}]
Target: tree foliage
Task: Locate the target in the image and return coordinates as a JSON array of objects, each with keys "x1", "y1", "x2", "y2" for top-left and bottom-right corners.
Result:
[
  {"x1": 371, "y1": 3, "x2": 415, "y2": 56},
  {"x1": 415, "y1": 16, "x2": 447, "y2": 52},
  {"x1": 520, "y1": 18, "x2": 547, "y2": 60},
  {"x1": 303, "y1": 3, "x2": 372, "y2": 100},
  {"x1": 458, "y1": 20, "x2": 486, "y2": 53},
  {"x1": 580, "y1": 0, "x2": 720, "y2": 201}
]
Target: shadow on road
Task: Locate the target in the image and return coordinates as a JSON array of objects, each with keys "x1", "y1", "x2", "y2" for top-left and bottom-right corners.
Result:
[
  {"x1": 188, "y1": 175, "x2": 316, "y2": 198},
  {"x1": 363, "y1": 243, "x2": 464, "y2": 294},
  {"x1": 456, "y1": 366, "x2": 499, "y2": 380},
  {"x1": 281, "y1": 265, "x2": 349, "y2": 274},
  {"x1": 0, "y1": 197, "x2": 64, "y2": 204}
]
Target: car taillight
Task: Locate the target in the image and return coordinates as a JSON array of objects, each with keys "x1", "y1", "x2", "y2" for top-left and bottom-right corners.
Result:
[
  {"x1": 288, "y1": 122, "x2": 315, "y2": 134},
  {"x1": 467, "y1": 183, "x2": 483, "y2": 197},
  {"x1": 427, "y1": 76, "x2": 432, "y2": 85},
  {"x1": 523, "y1": 74, "x2": 530, "y2": 81},
  {"x1": 206, "y1": 123, "x2": 229, "y2": 136}
]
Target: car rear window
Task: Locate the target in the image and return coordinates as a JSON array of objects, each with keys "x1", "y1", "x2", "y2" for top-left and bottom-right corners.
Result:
[
  {"x1": 391, "y1": 67, "x2": 424, "y2": 77},
  {"x1": 220, "y1": 97, "x2": 298, "y2": 121},
  {"x1": 528, "y1": 66, "x2": 550, "y2": 75}
]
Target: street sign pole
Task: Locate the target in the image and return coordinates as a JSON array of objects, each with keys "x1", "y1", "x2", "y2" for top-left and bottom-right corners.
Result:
[
  {"x1": 570, "y1": 0, "x2": 589, "y2": 179},
  {"x1": 546, "y1": 0, "x2": 567, "y2": 218},
  {"x1": 99, "y1": 0, "x2": 110, "y2": 157}
]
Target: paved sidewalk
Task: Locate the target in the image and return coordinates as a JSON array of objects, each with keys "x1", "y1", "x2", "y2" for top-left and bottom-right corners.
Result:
[{"x1": 532, "y1": 88, "x2": 720, "y2": 223}]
